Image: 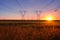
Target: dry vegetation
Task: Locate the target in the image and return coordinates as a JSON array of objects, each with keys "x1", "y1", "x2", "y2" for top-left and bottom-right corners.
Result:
[{"x1": 0, "y1": 22, "x2": 60, "y2": 40}]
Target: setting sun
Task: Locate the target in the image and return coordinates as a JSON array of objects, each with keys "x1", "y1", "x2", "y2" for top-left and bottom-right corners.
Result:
[
  {"x1": 46, "y1": 17, "x2": 53, "y2": 21},
  {"x1": 41, "y1": 15, "x2": 56, "y2": 21}
]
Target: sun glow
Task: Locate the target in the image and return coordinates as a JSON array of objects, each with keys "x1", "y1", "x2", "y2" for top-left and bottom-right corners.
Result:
[
  {"x1": 46, "y1": 17, "x2": 53, "y2": 21},
  {"x1": 42, "y1": 15, "x2": 56, "y2": 21}
]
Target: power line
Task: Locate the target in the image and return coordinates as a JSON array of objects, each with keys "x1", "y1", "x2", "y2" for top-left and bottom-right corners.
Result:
[
  {"x1": 16, "y1": 0, "x2": 24, "y2": 9},
  {"x1": 35, "y1": 0, "x2": 55, "y2": 20},
  {"x1": 33, "y1": 0, "x2": 55, "y2": 20},
  {"x1": 42, "y1": 0, "x2": 55, "y2": 10},
  {"x1": 49, "y1": 5, "x2": 60, "y2": 11}
]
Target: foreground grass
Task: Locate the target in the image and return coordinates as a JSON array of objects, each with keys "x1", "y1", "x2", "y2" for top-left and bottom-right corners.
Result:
[{"x1": 0, "y1": 23, "x2": 60, "y2": 40}]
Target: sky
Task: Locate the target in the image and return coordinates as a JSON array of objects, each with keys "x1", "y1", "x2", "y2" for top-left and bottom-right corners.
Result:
[{"x1": 0, "y1": 0, "x2": 60, "y2": 20}]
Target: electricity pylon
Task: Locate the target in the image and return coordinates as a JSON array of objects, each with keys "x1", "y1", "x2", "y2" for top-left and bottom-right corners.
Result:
[
  {"x1": 19, "y1": 10, "x2": 26, "y2": 20},
  {"x1": 35, "y1": 10, "x2": 42, "y2": 20},
  {"x1": 16, "y1": 0, "x2": 26, "y2": 20}
]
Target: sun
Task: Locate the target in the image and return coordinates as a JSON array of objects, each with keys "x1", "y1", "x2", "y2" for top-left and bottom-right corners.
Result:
[
  {"x1": 42, "y1": 15, "x2": 56, "y2": 21},
  {"x1": 46, "y1": 17, "x2": 53, "y2": 21}
]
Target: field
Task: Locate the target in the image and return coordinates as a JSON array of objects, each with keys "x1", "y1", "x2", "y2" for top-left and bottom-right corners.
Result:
[{"x1": 0, "y1": 20, "x2": 60, "y2": 40}]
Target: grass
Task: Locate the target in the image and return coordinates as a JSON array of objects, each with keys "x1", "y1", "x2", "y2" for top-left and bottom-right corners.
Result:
[{"x1": 0, "y1": 20, "x2": 60, "y2": 40}]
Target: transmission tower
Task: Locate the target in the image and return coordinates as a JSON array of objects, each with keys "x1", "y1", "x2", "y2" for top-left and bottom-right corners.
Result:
[
  {"x1": 16, "y1": 0, "x2": 26, "y2": 20},
  {"x1": 34, "y1": 0, "x2": 55, "y2": 20},
  {"x1": 19, "y1": 10, "x2": 27, "y2": 20},
  {"x1": 35, "y1": 10, "x2": 42, "y2": 20}
]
